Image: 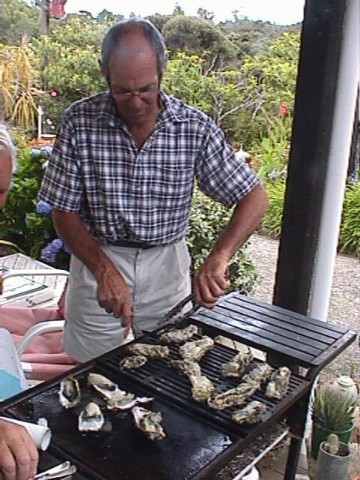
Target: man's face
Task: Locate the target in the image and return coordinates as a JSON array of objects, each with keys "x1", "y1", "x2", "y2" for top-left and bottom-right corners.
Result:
[
  {"x1": 0, "y1": 149, "x2": 12, "y2": 207},
  {"x1": 107, "y1": 34, "x2": 160, "y2": 128}
]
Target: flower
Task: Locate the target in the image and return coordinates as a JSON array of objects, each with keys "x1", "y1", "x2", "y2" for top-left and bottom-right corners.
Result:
[
  {"x1": 40, "y1": 238, "x2": 64, "y2": 264},
  {"x1": 279, "y1": 102, "x2": 288, "y2": 117},
  {"x1": 36, "y1": 200, "x2": 52, "y2": 214}
]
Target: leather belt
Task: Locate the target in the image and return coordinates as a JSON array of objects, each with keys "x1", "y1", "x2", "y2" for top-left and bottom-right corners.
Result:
[{"x1": 108, "y1": 239, "x2": 156, "y2": 249}]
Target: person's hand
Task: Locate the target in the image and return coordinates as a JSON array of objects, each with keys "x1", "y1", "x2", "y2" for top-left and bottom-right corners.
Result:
[
  {"x1": 193, "y1": 254, "x2": 230, "y2": 308},
  {"x1": 57, "y1": 280, "x2": 68, "y2": 318},
  {"x1": 96, "y1": 267, "x2": 132, "y2": 338},
  {"x1": 0, "y1": 419, "x2": 39, "y2": 480}
]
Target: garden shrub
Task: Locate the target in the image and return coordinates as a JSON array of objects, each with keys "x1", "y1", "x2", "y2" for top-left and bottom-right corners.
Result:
[
  {"x1": 188, "y1": 186, "x2": 257, "y2": 295},
  {"x1": 258, "y1": 179, "x2": 286, "y2": 238},
  {"x1": 339, "y1": 182, "x2": 360, "y2": 256}
]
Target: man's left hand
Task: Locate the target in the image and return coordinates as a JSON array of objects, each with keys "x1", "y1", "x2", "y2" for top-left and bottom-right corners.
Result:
[{"x1": 193, "y1": 254, "x2": 230, "y2": 308}]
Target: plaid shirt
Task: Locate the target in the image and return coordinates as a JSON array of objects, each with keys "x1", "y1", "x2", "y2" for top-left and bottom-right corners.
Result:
[{"x1": 38, "y1": 91, "x2": 259, "y2": 244}]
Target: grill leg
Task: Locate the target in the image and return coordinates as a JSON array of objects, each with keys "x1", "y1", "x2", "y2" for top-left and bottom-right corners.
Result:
[{"x1": 284, "y1": 436, "x2": 302, "y2": 480}]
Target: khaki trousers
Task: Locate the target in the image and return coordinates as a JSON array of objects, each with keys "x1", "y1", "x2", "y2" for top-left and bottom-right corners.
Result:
[{"x1": 63, "y1": 239, "x2": 191, "y2": 362}]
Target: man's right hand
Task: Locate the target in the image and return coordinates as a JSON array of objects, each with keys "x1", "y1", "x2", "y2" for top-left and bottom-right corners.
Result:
[
  {"x1": 0, "y1": 419, "x2": 39, "y2": 480},
  {"x1": 96, "y1": 268, "x2": 132, "y2": 338}
]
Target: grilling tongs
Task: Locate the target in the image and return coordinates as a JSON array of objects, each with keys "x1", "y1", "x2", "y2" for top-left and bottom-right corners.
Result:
[
  {"x1": 156, "y1": 293, "x2": 198, "y2": 327},
  {"x1": 35, "y1": 461, "x2": 77, "y2": 480}
]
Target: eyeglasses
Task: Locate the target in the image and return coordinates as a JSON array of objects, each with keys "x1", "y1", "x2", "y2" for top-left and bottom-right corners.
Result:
[{"x1": 112, "y1": 85, "x2": 158, "y2": 101}]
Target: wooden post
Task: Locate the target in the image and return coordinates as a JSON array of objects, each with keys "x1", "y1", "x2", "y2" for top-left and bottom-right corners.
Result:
[{"x1": 41, "y1": 0, "x2": 50, "y2": 35}]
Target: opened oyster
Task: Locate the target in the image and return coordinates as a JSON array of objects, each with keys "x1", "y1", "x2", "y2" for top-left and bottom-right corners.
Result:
[
  {"x1": 119, "y1": 355, "x2": 148, "y2": 369},
  {"x1": 179, "y1": 336, "x2": 214, "y2": 362},
  {"x1": 132, "y1": 406, "x2": 166, "y2": 441},
  {"x1": 242, "y1": 363, "x2": 273, "y2": 385},
  {"x1": 221, "y1": 348, "x2": 254, "y2": 378},
  {"x1": 107, "y1": 391, "x2": 153, "y2": 411},
  {"x1": 232, "y1": 400, "x2": 266, "y2": 425},
  {"x1": 59, "y1": 376, "x2": 81, "y2": 408},
  {"x1": 127, "y1": 343, "x2": 170, "y2": 358},
  {"x1": 159, "y1": 324, "x2": 199, "y2": 344},
  {"x1": 88, "y1": 373, "x2": 121, "y2": 400},
  {"x1": 189, "y1": 375, "x2": 215, "y2": 402},
  {"x1": 208, "y1": 382, "x2": 258, "y2": 410},
  {"x1": 78, "y1": 402, "x2": 104, "y2": 432},
  {"x1": 265, "y1": 366, "x2": 291, "y2": 399},
  {"x1": 170, "y1": 359, "x2": 202, "y2": 377}
]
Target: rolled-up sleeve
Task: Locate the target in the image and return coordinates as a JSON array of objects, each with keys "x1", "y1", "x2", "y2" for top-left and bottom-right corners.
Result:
[{"x1": 195, "y1": 119, "x2": 259, "y2": 208}]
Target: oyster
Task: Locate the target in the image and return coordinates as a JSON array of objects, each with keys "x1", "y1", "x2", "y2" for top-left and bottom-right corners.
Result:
[
  {"x1": 242, "y1": 363, "x2": 273, "y2": 385},
  {"x1": 159, "y1": 324, "x2": 199, "y2": 344},
  {"x1": 189, "y1": 375, "x2": 215, "y2": 402},
  {"x1": 127, "y1": 343, "x2": 170, "y2": 358},
  {"x1": 170, "y1": 359, "x2": 202, "y2": 377},
  {"x1": 107, "y1": 391, "x2": 154, "y2": 411},
  {"x1": 265, "y1": 366, "x2": 291, "y2": 400},
  {"x1": 59, "y1": 376, "x2": 81, "y2": 408},
  {"x1": 132, "y1": 406, "x2": 166, "y2": 441},
  {"x1": 221, "y1": 348, "x2": 254, "y2": 378},
  {"x1": 208, "y1": 382, "x2": 258, "y2": 410},
  {"x1": 88, "y1": 373, "x2": 122, "y2": 400},
  {"x1": 232, "y1": 400, "x2": 267, "y2": 425},
  {"x1": 78, "y1": 402, "x2": 105, "y2": 432},
  {"x1": 179, "y1": 336, "x2": 214, "y2": 362},
  {"x1": 120, "y1": 355, "x2": 148, "y2": 369}
]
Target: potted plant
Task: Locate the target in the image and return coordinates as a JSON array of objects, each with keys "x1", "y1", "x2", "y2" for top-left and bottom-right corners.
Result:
[
  {"x1": 311, "y1": 376, "x2": 358, "y2": 459},
  {"x1": 315, "y1": 433, "x2": 351, "y2": 480}
]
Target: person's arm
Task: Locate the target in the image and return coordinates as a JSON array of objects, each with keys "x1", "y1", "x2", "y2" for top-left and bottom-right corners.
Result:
[
  {"x1": 0, "y1": 419, "x2": 39, "y2": 480},
  {"x1": 193, "y1": 183, "x2": 268, "y2": 308},
  {"x1": 52, "y1": 209, "x2": 132, "y2": 334}
]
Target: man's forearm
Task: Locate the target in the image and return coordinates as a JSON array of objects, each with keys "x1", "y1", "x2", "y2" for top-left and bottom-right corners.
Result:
[
  {"x1": 52, "y1": 209, "x2": 115, "y2": 281},
  {"x1": 210, "y1": 183, "x2": 268, "y2": 262}
]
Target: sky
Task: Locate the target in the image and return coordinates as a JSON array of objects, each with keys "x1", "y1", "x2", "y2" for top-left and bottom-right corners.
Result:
[{"x1": 60, "y1": 0, "x2": 305, "y2": 25}]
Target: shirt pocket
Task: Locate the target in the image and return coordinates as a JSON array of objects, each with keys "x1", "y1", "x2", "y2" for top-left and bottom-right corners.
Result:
[{"x1": 149, "y1": 164, "x2": 194, "y2": 209}]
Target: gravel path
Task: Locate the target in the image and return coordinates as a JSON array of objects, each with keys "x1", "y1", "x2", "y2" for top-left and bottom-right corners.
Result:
[{"x1": 246, "y1": 234, "x2": 360, "y2": 381}]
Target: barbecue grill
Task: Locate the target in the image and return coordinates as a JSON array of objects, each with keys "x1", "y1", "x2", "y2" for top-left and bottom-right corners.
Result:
[{"x1": 1, "y1": 292, "x2": 356, "y2": 480}]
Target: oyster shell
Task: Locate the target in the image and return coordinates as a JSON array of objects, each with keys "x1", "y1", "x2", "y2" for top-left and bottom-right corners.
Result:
[
  {"x1": 242, "y1": 363, "x2": 273, "y2": 385},
  {"x1": 127, "y1": 343, "x2": 170, "y2": 358},
  {"x1": 189, "y1": 375, "x2": 215, "y2": 402},
  {"x1": 232, "y1": 400, "x2": 266, "y2": 424},
  {"x1": 107, "y1": 391, "x2": 154, "y2": 411},
  {"x1": 170, "y1": 359, "x2": 202, "y2": 377},
  {"x1": 59, "y1": 376, "x2": 81, "y2": 408},
  {"x1": 265, "y1": 366, "x2": 291, "y2": 399},
  {"x1": 119, "y1": 355, "x2": 148, "y2": 369},
  {"x1": 78, "y1": 402, "x2": 104, "y2": 432},
  {"x1": 179, "y1": 336, "x2": 214, "y2": 362},
  {"x1": 132, "y1": 406, "x2": 166, "y2": 441},
  {"x1": 208, "y1": 382, "x2": 258, "y2": 410},
  {"x1": 88, "y1": 373, "x2": 122, "y2": 400},
  {"x1": 221, "y1": 348, "x2": 254, "y2": 378},
  {"x1": 159, "y1": 324, "x2": 199, "y2": 344}
]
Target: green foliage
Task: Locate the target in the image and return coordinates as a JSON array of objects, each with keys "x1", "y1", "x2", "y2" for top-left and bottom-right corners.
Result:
[
  {"x1": 187, "y1": 186, "x2": 257, "y2": 295},
  {"x1": 312, "y1": 381, "x2": 357, "y2": 431},
  {"x1": 258, "y1": 180, "x2": 286, "y2": 238},
  {"x1": 0, "y1": 148, "x2": 54, "y2": 258},
  {"x1": 339, "y1": 182, "x2": 360, "y2": 255},
  {"x1": 0, "y1": 0, "x2": 40, "y2": 45}
]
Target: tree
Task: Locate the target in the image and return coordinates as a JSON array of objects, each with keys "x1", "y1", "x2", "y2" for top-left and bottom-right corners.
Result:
[{"x1": 0, "y1": 0, "x2": 40, "y2": 45}]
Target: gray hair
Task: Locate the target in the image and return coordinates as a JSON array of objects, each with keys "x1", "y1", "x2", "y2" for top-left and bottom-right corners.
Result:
[
  {"x1": 101, "y1": 18, "x2": 167, "y2": 83},
  {"x1": 0, "y1": 124, "x2": 16, "y2": 172}
]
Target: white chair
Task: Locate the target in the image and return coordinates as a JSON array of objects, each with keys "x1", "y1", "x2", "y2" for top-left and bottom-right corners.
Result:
[{"x1": 0, "y1": 266, "x2": 75, "y2": 382}]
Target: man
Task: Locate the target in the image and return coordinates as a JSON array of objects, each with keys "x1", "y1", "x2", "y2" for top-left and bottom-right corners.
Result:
[
  {"x1": 0, "y1": 124, "x2": 39, "y2": 480},
  {"x1": 39, "y1": 18, "x2": 268, "y2": 363}
]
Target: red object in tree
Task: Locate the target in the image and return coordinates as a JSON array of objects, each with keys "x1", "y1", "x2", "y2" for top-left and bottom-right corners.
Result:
[{"x1": 49, "y1": 0, "x2": 67, "y2": 20}]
